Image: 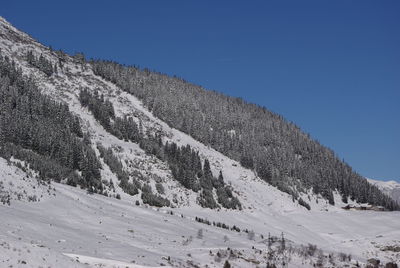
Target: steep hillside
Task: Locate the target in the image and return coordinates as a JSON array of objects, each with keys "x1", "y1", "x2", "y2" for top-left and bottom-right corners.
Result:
[
  {"x1": 1, "y1": 16, "x2": 400, "y2": 267},
  {"x1": 0, "y1": 15, "x2": 300, "y2": 212},
  {"x1": 368, "y1": 178, "x2": 400, "y2": 205},
  {"x1": 0, "y1": 16, "x2": 299, "y2": 214},
  {"x1": 1, "y1": 15, "x2": 397, "y2": 211},
  {"x1": 90, "y1": 59, "x2": 398, "y2": 210}
]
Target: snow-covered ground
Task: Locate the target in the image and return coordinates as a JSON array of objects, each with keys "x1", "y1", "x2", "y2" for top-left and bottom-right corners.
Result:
[
  {"x1": 1, "y1": 16, "x2": 399, "y2": 267},
  {"x1": 0, "y1": 157, "x2": 55, "y2": 205},
  {"x1": 1, "y1": 172, "x2": 399, "y2": 267}
]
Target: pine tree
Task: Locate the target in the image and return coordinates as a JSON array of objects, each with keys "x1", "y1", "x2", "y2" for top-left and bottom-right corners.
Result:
[{"x1": 223, "y1": 260, "x2": 231, "y2": 268}]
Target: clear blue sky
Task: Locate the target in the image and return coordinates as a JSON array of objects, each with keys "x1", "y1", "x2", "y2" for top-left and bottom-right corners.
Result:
[{"x1": 2, "y1": 1, "x2": 399, "y2": 181}]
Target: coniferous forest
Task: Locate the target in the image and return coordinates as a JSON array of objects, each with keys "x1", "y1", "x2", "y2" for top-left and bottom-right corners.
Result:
[
  {"x1": 1, "y1": 12, "x2": 400, "y2": 268},
  {"x1": 0, "y1": 45, "x2": 398, "y2": 210},
  {"x1": 79, "y1": 88, "x2": 241, "y2": 209},
  {"x1": 90, "y1": 60, "x2": 399, "y2": 210},
  {"x1": 0, "y1": 43, "x2": 398, "y2": 211},
  {"x1": 0, "y1": 54, "x2": 102, "y2": 192}
]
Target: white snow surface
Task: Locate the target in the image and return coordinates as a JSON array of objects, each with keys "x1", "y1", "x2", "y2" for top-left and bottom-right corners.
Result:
[
  {"x1": 1, "y1": 176, "x2": 400, "y2": 267},
  {"x1": 1, "y1": 16, "x2": 400, "y2": 267},
  {"x1": 367, "y1": 178, "x2": 400, "y2": 205}
]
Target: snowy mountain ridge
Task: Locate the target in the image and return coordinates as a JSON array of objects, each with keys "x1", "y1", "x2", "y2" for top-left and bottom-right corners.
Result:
[
  {"x1": 1, "y1": 16, "x2": 399, "y2": 267},
  {"x1": 367, "y1": 178, "x2": 400, "y2": 205},
  {"x1": 0, "y1": 15, "x2": 396, "y2": 212},
  {"x1": 0, "y1": 15, "x2": 315, "y2": 213}
]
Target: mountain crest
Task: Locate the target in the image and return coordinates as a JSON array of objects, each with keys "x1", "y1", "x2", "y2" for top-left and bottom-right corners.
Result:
[
  {"x1": 0, "y1": 15, "x2": 398, "y2": 211},
  {"x1": 1, "y1": 16, "x2": 400, "y2": 268}
]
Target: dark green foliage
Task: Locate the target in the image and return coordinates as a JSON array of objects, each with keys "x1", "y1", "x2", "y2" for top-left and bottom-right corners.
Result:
[
  {"x1": 73, "y1": 52, "x2": 86, "y2": 64},
  {"x1": 256, "y1": 164, "x2": 273, "y2": 184},
  {"x1": 1, "y1": 143, "x2": 79, "y2": 184},
  {"x1": 217, "y1": 170, "x2": 225, "y2": 188},
  {"x1": 0, "y1": 54, "x2": 102, "y2": 191},
  {"x1": 195, "y1": 216, "x2": 240, "y2": 233},
  {"x1": 90, "y1": 59, "x2": 399, "y2": 211},
  {"x1": 215, "y1": 171, "x2": 241, "y2": 210},
  {"x1": 164, "y1": 143, "x2": 202, "y2": 192},
  {"x1": 79, "y1": 89, "x2": 239, "y2": 210},
  {"x1": 341, "y1": 194, "x2": 348, "y2": 204},
  {"x1": 79, "y1": 88, "x2": 115, "y2": 130},
  {"x1": 79, "y1": 88, "x2": 144, "y2": 143},
  {"x1": 26, "y1": 50, "x2": 54, "y2": 76},
  {"x1": 200, "y1": 159, "x2": 214, "y2": 190},
  {"x1": 195, "y1": 217, "x2": 211, "y2": 225},
  {"x1": 231, "y1": 225, "x2": 241, "y2": 232},
  {"x1": 216, "y1": 186, "x2": 242, "y2": 210},
  {"x1": 141, "y1": 184, "x2": 170, "y2": 207},
  {"x1": 198, "y1": 189, "x2": 219, "y2": 209},
  {"x1": 96, "y1": 144, "x2": 139, "y2": 196},
  {"x1": 79, "y1": 88, "x2": 141, "y2": 142},
  {"x1": 113, "y1": 116, "x2": 141, "y2": 142},
  {"x1": 240, "y1": 153, "x2": 254, "y2": 169},
  {"x1": 298, "y1": 198, "x2": 311, "y2": 210},
  {"x1": 155, "y1": 182, "x2": 165, "y2": 194},
  {"x1": 139, "y1": 134, "x2": 164, "y2": 160},
  {"x1": 164, "y1": 142, "x2": 241, "y2": 209},
  {"x1": 97, "y1": 144, "x2": 125, "y2": 179},
  {"x1": 385, "y1": 262, "x2": 398, "y2": 268},
  {"x1": 119, "y1": 178, "x2": 139, "y2": 196},
  {"x1": 0, "y1": 191, "x2": 11, "y2": 206},
  {"x1": 223, "y1": 260, "x2": 231, "y2": 268},
  {"x1": 214, "y1": 221, "x2": 230, "y2": 230}
]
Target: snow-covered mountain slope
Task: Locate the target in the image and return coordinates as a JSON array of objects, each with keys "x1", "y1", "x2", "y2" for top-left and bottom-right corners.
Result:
[
  {"x1": 1, "y1": 168, "x2": 400, "y2": 267},
  {"x1": 367, "y1": 178, "x2": 400, "y2": 205},
  {"x1": 1, "y1": 16, "x2": 400, "y2": 267},
  {"x1": 0, "y1": 157, "x2": 55, "y2": 205},
  {"x1": 0, "y1": 15, "x2": 310, "y2": 212}
]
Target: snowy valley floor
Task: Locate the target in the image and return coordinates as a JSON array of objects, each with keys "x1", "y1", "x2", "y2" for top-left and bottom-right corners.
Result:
[{"x1": 1, "y1": 180, "x2": 399, "y2": 267}]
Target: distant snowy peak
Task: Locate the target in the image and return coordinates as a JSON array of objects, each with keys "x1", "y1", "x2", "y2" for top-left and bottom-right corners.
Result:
[
  {"x1": 367, "y1": 178, "x2": 400, "y2": 191},
  {"x1": 367, "y1": 178, "x2": 400, "y2": 204}
]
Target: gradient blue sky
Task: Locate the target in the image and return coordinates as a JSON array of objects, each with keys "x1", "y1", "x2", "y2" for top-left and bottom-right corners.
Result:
[{"x1": 2, "y1": 1, "x2": 399, "y2": 181}]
